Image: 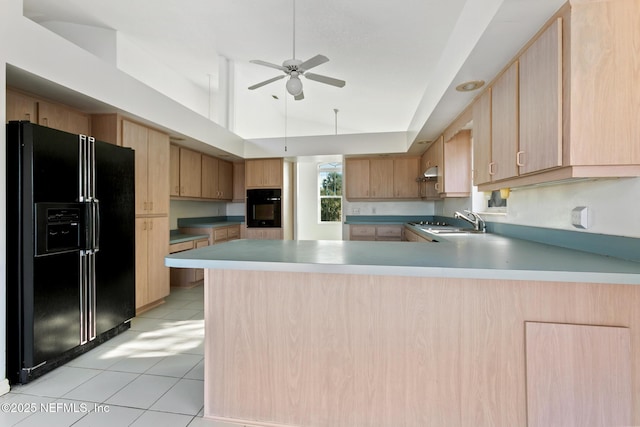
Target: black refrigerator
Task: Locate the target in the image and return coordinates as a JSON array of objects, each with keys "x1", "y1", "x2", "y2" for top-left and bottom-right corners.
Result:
[{"x1": 6, "y1": 121, "x2": 136, "y2": 384}]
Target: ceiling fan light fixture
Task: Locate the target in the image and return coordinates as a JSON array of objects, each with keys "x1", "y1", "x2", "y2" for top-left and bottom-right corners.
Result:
[{"x1": 286, "y1": 75, "x2": 303, "y2": 96}]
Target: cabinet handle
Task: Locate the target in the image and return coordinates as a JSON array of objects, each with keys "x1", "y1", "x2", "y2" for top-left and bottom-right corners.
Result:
[
  {"x1": 180, "y1": 186, "x2": 184, "y2": 194},
  {"x1": 516, "y1": 151, "x2": 525, "y2": 167},
  {"x1": 150, "y1": 202, "x2": 153, "y2": 211},
  {"x1": 489, "y1": 162, "x2": 496, "y2": 176},
  {"x1": 143, "y1": 221, "x2": 147, "y2": 231},
  {"x1": 435, "y1": 182, "x2": 441, "y2": 192},
  {"x1": 149, "y1": 220, "x2": 153, "y2": 230},
  {"x1": 175, "y1": 186, "x2": 179, "y2": 193},
  {"x1": 25, "y1": 113, "x2": 31, "y2": 121}
]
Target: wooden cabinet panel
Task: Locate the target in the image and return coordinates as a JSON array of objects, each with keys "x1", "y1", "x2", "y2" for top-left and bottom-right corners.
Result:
[
  {"x1": 169, "y1": 144, "x2": 180, "y2": 197},
  {"x1": 370, "y1": 158, "x2": 393, "y2": 198},
  {"x1": 147, "y1": 129, "x2": 169, "y2": 215},
  {"x1": 519, "y1": 18, "x2": 562, "y2": 175},
  {"x1": 491, "y1": 62, "x2": 519, "y2": 181},
  {"x1": 345, "y1": 158, "x2": 370, "y2": 199},
  {"x1": 525, "y1": 322, "x2": 631, "y2": 427},
  {"x1": 123, "y1": 120, "x2": 149, "y2": 215},
  {"x1": 147, "y1": 217, "x2": 169, "y2": 304},
  {"x1": 201, "y1": 155, "x2": 219, "y2": 199},
  {"x1": 393, "y1": 158, "x2": 419, "y2": 198},
  {"x1": 37, "y1": 100, "x2": 89, "y2": 135},
  {"x1": 134, "y1": 218, "x2": 149, "y2": 309},
  {"x1": 442, "y1": 130, "x2": 471, "y2": 196},
  {"x1": 245, "y1": 228, "x2": 283, "y2": 240},
  {"x1": 6, "y1": 89, "x2": 37, "y2": 122},
  {"x1": 246, "y1": 158, "x2": 283, "y2": 188},
  {"x1": 136, "y1": 217, "x2": 169, "y2": 310},
  {"x1": 169, "y1": 240, "x2": 194, "y2": 254},
  {"x1": 472, "y1": 89, "x2": 492, "y2": 185},
  {"x1": 218, "y1": 159, "x2": 233, "y2": 200},
  {"x1": 179, "y1": 148, "x2": 202, "y2": 197},
  {"x1": 232, "y1": 162, "x2": 246, "y2": 202},
  {"x1": 122, "y1": 120, "x2": 169, "y2": 215}
]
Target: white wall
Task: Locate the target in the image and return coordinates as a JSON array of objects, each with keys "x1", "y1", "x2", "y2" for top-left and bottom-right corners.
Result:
[
  {"x1": 440, "y1": 177, "x2": 640, "y2": 238},
  {"x1": 169, "y1": 200, "x2": 226, "y2": 230},
  {"x1": 344, "y1": 200, "x2": 436, "y2": 217},
  {"x1": 296, "y1": 158, "x2": 342, "y2": 240}
]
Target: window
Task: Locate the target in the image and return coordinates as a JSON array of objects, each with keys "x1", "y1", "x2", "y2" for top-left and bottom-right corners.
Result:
[{"x1": 318, "y1": 162, "x2": 342, "y2": 223}]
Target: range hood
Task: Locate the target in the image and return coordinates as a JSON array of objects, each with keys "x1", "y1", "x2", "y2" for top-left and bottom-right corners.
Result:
[{"x1": 416, "y1": 166, "x2": 438, "y2": 182}]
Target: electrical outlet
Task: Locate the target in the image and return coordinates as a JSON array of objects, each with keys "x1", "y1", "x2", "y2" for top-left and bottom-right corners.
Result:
[
  {"x1": 571, "y1": 206, "x2": 589, "y2": 229},
  {"x1": 352, "y1": 208, "x2": 360, "y2": 215}
]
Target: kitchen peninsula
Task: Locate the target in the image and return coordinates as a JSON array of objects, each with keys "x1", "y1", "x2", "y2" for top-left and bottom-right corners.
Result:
[{"x1": 166, "y1": 236, "x2": 640, "y2": 427}]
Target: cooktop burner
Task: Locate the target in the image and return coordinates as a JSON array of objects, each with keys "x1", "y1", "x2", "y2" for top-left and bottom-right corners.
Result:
[{"x1": 408, "y1": 220, "x2": 450, "y2": 226}]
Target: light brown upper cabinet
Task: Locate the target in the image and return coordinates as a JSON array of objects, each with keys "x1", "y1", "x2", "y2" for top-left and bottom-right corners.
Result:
[
  {"x1": 202, "y1": 155, "x2": 233, "y2": 200},
  {"x1": 393, "y1": 157, "x2": 420, "y2": 198},
  {"x1": 470, "y1": 0, "x2": 640, "y2": 191},
  {"x1": 169, "y1": 144, "x2": 180, "y2": 197},
  {"x1": 122, "y1": 119, "x2": 170, "y2": 216},
  {"x1": 346, "y1": 156, "x2": 420, "y2": 201},
  {"x1": 472, "y1": 89, "x2": 492, "y2": 186},
  {"x1": 370, "y1": 158, "x2": 394, "y2": 199},
  {"x1": 518, "y1": 18, "x2": 562, "y2": 175},
  {"x1": 6, "y1": 89, "x2": 37, "y2": 123},
  {"x1": 178, "y1": 147, "x2": 202, "y2": 198},
  {"x1": 38, "y1": 100, "x2": 90, "y2": 136},
  {"x1": 245, "y1": 158, "x2": 283, "y2": 188},
  {"x1": 232, "y1": 162, "x2": 245, "y2": 202},
  {"x1": 345, "y1": 158, "x2": 370, "y2": 199},
  {"x1": 491, "y1": 62, "x2": 520, "y2": 181},
  {"x1": 421, "y1": 132, "x2": 470, "y2": 199}
]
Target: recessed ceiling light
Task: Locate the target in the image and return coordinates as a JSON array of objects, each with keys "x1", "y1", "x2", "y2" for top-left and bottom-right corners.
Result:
[{"x1": 455, "y1": 80, "x2": 485, "y2": 92}]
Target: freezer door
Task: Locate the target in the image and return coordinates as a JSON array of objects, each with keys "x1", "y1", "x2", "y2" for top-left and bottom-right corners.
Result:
[{"x1": 93, "y1": 140, "x2": 136, "y2": 335}]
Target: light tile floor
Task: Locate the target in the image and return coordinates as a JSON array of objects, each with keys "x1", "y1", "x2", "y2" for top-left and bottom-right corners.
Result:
[{"x1": 1, "y1": 284, "x2": 243, "y2": 427}]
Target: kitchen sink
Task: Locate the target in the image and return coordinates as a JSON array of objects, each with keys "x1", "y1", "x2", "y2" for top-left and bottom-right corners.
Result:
[{"x1": 425, "y1": 229, "x2": 484, "y2": 235}]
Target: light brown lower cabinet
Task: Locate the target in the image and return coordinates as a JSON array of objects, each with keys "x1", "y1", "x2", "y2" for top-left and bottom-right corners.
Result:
[
  {"x1": 169, "y1": 237, "x2": 210, "y2": 288},
  {"x1": 135, "y1": 216, "x2": 169, "y2": 312},
  {"x1": 525, "y1": 322, "x2": 631, "y2": 427},
  {"x1": 244, "y1": 227, "x2": 283, "y2": 240},
  {"x1": 349, "y1": 224, "x2": 404, "y2": 241}
]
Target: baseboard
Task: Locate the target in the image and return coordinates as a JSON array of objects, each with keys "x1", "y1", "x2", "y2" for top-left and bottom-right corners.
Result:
[{"x1": 0, "y1": 378, "x2": 10, "y2": 396}]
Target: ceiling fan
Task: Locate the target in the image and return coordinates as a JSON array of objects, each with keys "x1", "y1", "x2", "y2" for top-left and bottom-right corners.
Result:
[{"x1": 247, "y1": 0, "x2": 346, "y2": 100}]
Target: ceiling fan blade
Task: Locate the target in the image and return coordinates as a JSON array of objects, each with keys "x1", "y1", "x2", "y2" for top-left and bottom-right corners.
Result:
[
  {"x1": 294, "y1": 91, "x2": 304, "y2": 101},
  {"x1": 248, "y1": 75, "x2": 285, "y2": 90},
  {"x1": 304, "y1": 72, "x2": 346, "y2": 88},
  {"x1": 250, "y1": 59, "x2": 288, "y2": 72},
  {"x1": 298, "y1": 54, "x2": 329, "y2": 71}
]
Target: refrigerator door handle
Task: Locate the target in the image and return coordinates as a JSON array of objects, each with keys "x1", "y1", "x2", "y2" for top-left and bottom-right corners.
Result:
[
  {"x1": 79, "y1": 251, "x2": 89, "y2": 345},
  {"x1": 88, "y1": 136, "x2": 96, "y2": 201},
  {"x1": 94, "y1": 199, "x2": 100, "y2": 252},
  {"x1": 79, "y1": 134, "x2": 87, "y2": 202},
  {"x1": 88, "y1": 251, "x2": 97, "y2": 341}
]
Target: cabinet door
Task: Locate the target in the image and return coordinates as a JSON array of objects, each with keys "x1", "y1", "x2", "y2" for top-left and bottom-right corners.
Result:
[
  {"x1": 232, "y1": 162, "x2": 245, "y2": 202},
  {"x1": 147, "y1": 129, "x2": 169, "y2": 215},
  {"x1": 427, "y1": 136, "x2": 443, "y2": 193},
  {"x1": 134, "y1": 218, "x2": 149, "y2": 309},
  {"x1": 491, "y1": 62, "x2": 519, "y2": 181},
  {"x1": 262, "y1": 158, "x2": 283, "y2": 187},
  {"x1": 245, "y1": 159, "x2": 264, "y2": 188},
  {"x1": 472, "y1": 89, "x2": 492, "y2": 185},
  {"x1": 345, "y1": 158, "x2": 370, "y2": 199},
  {"x1": 370, "y1": 158, "x2": 393, "y2": 198},
  {"x1": 519, "y1": 18, "x2": 562, "y2": 175},
  {"x1": 393, "y1": 158, "x2": 419, "y2": 198},
  {"x1": 443, "y1": 130, "x2": 471, "y2": 195},
  {"x1": 122, "y1": 120, "x2": 149, "y2": 215},
  {"x1": 201, "y1": 155, "x2": 219, "y2": 199},
  {"x1": 179, "y1": 148, "x2": 202, "y2": 197},
  {"x1": 37, "y1": 100, "x2": 68, "y2": 131},
  {"x1": 525, "y1": 322, "x2": 631, "y2": 427},
  {"x1": 147, "y1": 217, "x2": 169, "y2": 303},
  {"x1": 169, "y1": 144, "x2": 180, "y2": 197},
  {"x1": 6, "y1": 89, "x2": 37, "y2": 122},
  {"x1": 218, "y1": 159, "x2": 233, "y2": 200}
]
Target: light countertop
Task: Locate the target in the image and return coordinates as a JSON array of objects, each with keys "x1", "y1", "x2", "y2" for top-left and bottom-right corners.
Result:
[{"x1": 165, "y1": 232, "x2": 640, "y2": 285}]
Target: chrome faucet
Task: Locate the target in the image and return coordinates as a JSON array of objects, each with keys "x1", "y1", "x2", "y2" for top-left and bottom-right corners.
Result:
[{"x1": 454, "y1": 210, "x2": 486, "y2": 232}]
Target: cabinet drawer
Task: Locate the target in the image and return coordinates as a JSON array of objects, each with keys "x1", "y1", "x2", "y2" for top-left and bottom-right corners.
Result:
[
  {"x1": 214, "y1": 228, "x2": 229, "y2": 242},
  {"x1": 169, "y1": 240, "x2": 195, "y2": 253},
  {"x1": 350, "y1": 225, "x2": 376, "y2": 237},
  {"x1": 227, "y1": 226, "x2": 240, "y2": 239},
  {"x1": 376, "y1": 225, "x2": 402, "y2": 238},
  {"x1": 195, "y1": 238, "x2": 209, "y2": 248}
]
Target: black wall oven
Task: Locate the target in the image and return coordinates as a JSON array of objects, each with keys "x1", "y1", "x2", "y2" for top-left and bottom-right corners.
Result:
[{"x1": 247, "y1": 188, "x2": 281, "y2": 227}]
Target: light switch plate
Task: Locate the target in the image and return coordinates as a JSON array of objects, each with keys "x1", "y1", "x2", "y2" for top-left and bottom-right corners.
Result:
[{"x1": 571, "y1": 206, "x2": 589, "y2": 229}]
